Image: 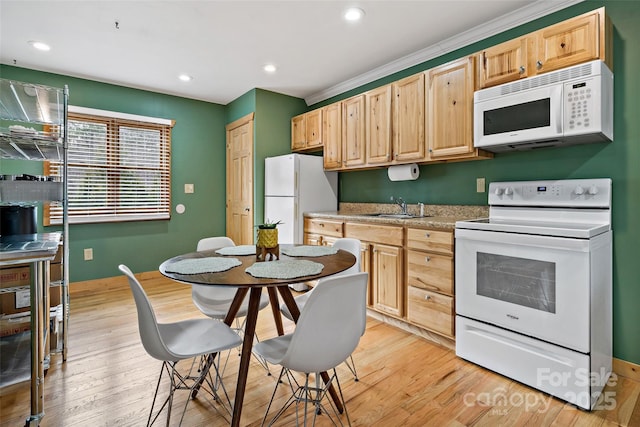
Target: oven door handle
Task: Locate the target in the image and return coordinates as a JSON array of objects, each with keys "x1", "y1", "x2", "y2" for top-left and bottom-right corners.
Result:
[
  {"x1": 466, "y1": 325, "x2": 576, "y2": 367},
  {"x1": 455, "y1": 228, "x2": 592, "y2": 252}
]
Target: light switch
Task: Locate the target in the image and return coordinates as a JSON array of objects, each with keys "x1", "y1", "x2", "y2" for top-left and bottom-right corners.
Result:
[
  {"x1": 184, "y1": 183, "x2": 194, "y2": 194},
  {"x1": 476, "y1": 177, "x2": 486, "y2": 193}
]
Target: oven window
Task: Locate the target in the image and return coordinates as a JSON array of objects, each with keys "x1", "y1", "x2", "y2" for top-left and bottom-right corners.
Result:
[
  {"x1": 483, "y1": 98, "x2": 551, "y2": 135},
  {"x1": 476, "y1": 252, "x2": 556, "y2": 313}
]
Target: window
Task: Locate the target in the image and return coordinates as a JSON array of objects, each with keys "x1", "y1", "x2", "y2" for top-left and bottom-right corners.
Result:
[{"x1": 45, "y1": 106, "x2": 173, "y2": 225}]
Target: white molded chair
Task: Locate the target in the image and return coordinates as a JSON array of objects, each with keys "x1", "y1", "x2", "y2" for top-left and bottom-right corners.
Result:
[
  {"x1": 192, "y1": 236, "x2": 270, "y2": 320},
  {"x1": 192, "y1": 236, "x2": 271, "y2": 373},
  {"x1": 280, "y1": 238, "x2": 363, "y2": 380},
  {"x1": 254, "y1": 272, "x2": 368, "y2": 426},
  {"x1": 119, "y1": 264, "x2": 242, "y2": 426}
]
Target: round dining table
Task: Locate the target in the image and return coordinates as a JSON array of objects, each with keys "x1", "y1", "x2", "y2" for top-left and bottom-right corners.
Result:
[{"x1": 159, "y1": 244, "x2": 356, "y2": 427}]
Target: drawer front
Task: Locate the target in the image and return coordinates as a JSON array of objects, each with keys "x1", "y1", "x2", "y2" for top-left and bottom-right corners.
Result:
[
  {"x1": 407, "y1": 286, "x2": 454, "y2": 337},
  {"x1": 344, "y1": 222, "x2": 403, "y2": 246},
  {"x1": 406, "y1": 228, "x2": 453, "y2": 255},
  {"x1": 406, "y1": 250, "x2": 453, "y2": 295},
  {"x1": 304, "y1": 218, "x2": 343, "y2": 237}
]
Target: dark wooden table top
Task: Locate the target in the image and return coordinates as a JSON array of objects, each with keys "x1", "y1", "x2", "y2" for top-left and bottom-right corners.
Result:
[{"x1": 159, "y1": 244, "x2": 356, "y2": 287}]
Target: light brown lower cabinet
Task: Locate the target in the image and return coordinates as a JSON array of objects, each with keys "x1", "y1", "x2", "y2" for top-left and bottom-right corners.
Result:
[
  {"x1": 304, "y1": 218, "x2": 456, "y2": 337},
  {"x1": 407, "y1": 286, "x2": 454, "y2": 337},
  {"x1": 303, "y1": 218, "x2": 343, "y2": 246},
  {"x1": 406, "y1": 227, "x2": 455, "y2": 337},
  {"x1": 344, "y1": 222, "x2": 404, "y2": 319},
  {"x1": 371, "y1": 243, "x2": 403, "y2": 318}
]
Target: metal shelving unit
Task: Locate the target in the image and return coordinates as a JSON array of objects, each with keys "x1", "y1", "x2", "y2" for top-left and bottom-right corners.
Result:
[{"x1": 0, "y1": 78, "x2": 69, "y2": 427}]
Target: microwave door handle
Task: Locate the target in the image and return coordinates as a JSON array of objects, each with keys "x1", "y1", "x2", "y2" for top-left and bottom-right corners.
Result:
[{"x1": 553, "y1": 85, "x2": 563, "y2": 133}]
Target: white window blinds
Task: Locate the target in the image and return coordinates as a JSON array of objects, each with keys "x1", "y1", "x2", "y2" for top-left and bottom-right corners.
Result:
[{"x1": 45, "y1": 108, "x2": 173, "y2": 225}]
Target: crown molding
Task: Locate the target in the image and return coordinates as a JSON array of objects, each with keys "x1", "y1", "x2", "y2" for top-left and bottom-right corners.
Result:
[{"x1": 304, "y1": 0, "x2": 584, "y2": 106}]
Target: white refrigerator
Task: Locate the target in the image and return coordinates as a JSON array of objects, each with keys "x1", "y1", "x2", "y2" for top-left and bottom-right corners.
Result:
[{"x1": 264, "y1": 154, "x2": 338, "y2": 244}]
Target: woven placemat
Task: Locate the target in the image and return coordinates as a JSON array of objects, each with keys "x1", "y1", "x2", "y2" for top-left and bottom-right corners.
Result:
[
  {"x1": 281, "y1": 245, "x2": 338, "y2": 257},
  {"x1": 245, "y1": 259, "x2": 324, "y2": 279},
  {"x1": 215, "y1": 245, "x2": 256, "y2": 256},
  {"x1": 165, "y1": 257, "x2": 242, "y2": 274}
]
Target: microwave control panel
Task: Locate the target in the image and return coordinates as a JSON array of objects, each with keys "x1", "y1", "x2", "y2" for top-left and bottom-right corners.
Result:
[{"x1": 563, "y1": 63, "x2": 613, "y2": 140}]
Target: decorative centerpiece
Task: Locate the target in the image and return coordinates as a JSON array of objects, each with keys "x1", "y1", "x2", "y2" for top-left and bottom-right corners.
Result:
[{"x1": 256, "y1": 219, "x2": 281, "y2": 261}]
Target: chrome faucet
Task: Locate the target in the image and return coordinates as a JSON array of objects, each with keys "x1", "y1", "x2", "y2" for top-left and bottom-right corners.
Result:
[{"x1": 391, "y1": 196, "x2": 408, "y2": 215}]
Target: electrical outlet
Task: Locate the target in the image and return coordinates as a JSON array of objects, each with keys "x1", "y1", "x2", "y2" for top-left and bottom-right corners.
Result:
[
  {"x1": 476, "y1": 177, "x2": 486, "y2": 193},
  {"x1": 84, "y1": 248, "x2": 93, "y2": 261},
  {"x1": 184, "y1": 183, "x2": 194, "y2": 194}
]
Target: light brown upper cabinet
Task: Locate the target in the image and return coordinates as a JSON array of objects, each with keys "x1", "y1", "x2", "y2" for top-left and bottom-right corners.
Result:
[
  {"x1": 477, "y1": 37, "x2": 530, "y2": 88},
  {"x1": 365, "y1": 84, "x2": 393, "y2": 165},
  {"x1": 342, "y1": 94, "x2": 366, "y2": 169},
  {"x1": 426, "y1": 56, "x2": 476, "y2": 159},
  {"x1": 291, "y1": 113, "x2": 306, "y2": 150},
  {"x1": 291, "y1": 109, "x2": 323, "y2": 151},
  {"x1": 322, "y1": 102, "x2": 342, "y2": 170},
  {"x1": 478, "y1": 7, "x2": 612, "y2": 89},
  {"x1": 392, "y1": 73, "x2": 426, "y2": 162}
]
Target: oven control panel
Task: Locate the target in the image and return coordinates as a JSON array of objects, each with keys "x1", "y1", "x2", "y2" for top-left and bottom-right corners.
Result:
[{"x1": 489, "y1": 178, "x2": 611, "y2": 208}]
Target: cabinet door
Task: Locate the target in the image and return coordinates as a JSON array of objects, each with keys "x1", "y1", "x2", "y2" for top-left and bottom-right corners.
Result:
[
  {"x1": 323, "y1": 102, "x2": 342, "y2": 170},
  {"x1": 478, "y1": 37, "x2": 530, "y2": 89},
  {"x1": 359, "y1": 241, "x2": 373, "y2": 306},
  {"x1": 291, "y1": 114, "x2": 306, "y2": 151},
  {"x1": 342, "y1": 95, "x2": 366, "y2": 168},
  {"x1": 372, "y1": 243, "x2": 403, "y2": 318},
  {"x1": 536, "y1": 9, "x2": 600, "y2": 74},
  {"x1": 393, "y1": 73, "x2": 426, "y2": 162},
  {"x1": 305, "y1": 109, "x2": 323, "y2": 149},
  {"x1": 365, "y1": 85, "x2": 393, "y2": 165},
  {"x1": 427, "y1": 56, "x2": 475, "y2": 159}
]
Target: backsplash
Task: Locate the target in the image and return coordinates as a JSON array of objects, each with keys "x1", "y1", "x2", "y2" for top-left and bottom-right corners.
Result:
[{"x1": 338, "y1": 202, "x2": 488, "y2": 218}]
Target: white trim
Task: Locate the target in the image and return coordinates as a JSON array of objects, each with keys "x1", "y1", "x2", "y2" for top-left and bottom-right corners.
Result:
[
  {"x1": 304, "y1": 0, "x2": 585, "y2": 106},
  {"x1": 50, "y1": 213, "x2": 170, "y2": 225},
  {"x1": 68, "y1": 105, "x2": 173, "y2": 126}
]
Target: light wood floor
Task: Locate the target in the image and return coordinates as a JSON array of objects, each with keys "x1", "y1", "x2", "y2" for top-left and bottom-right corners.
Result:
[{"x1": 1, "y1": 272, "x2": 639, "y2": 426}]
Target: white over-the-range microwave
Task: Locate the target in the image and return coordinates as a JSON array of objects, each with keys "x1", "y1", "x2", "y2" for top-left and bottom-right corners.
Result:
[{"x1": 474, "y1": 60, "x2": 613, "y2": 152}]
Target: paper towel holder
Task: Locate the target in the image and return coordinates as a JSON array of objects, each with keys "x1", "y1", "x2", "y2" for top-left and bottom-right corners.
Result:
[{"x1": 387, "y1": 163, "x2": 420, "y2": 181}]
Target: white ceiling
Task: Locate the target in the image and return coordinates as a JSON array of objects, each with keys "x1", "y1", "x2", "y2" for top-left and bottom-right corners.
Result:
[{"x1": 0, "y1": 0, "x2": 582, "y2": 106}]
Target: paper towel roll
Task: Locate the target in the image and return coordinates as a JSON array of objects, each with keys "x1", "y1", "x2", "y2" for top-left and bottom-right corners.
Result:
[{"x1": 387, "y1": 163, "x2": 419, "y2": 181}]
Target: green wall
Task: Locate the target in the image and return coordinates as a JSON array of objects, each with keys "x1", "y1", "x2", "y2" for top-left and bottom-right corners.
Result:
[
  {"x1": 225, "y1": 88, "x2": 307, "y2": 232},
  {"x1": 310, "y1": 0, "x2": 640, "y2": 365},
  {"x1": 0, "y1": 66, "x2": 228, "y2": 280}
]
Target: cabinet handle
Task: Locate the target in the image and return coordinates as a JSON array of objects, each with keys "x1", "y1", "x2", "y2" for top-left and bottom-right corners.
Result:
[
  {"x1": 536, "y1": 60, "x2": 543, "y2": 70},
  {"x1": 319, "y1": 223, "x2": 324, "y2": 227},
  {"x1": 519, "y1": 66, "x2": 525, "y2": 74},
  {"x1": 424, "y1": 232, "x2": 430, "y2": 238},
  {"x1": 424, "y1": 256, "x2": 431, "y2": 263},
  {"x1": 424, "y1": 295, "x2": 431, "y2": 301}
]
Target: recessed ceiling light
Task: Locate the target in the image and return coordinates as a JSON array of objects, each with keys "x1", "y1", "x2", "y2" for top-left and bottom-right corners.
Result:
[
  {"x1": 178, "y1": 74, "x2": 192, "y2": 82},
  {"x1": 28, "y1": 40, "x2": 51, "y2": 51},
  {"x1": 344, "y1": 7, "x2": 365, "y2": 22},
  {"x1": 263, "y1": 64, "x2": 277, "y2": 73}
]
